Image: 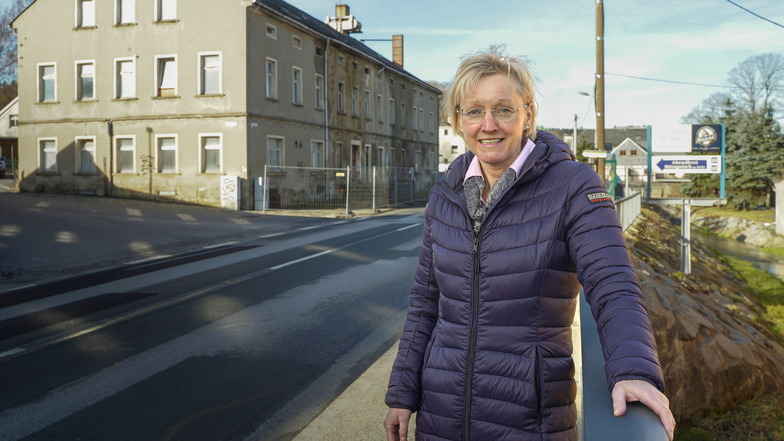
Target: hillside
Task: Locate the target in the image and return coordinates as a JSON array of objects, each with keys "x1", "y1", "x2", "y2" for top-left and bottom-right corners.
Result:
[{"x1": 624, "y1": 206, "x2": 784, "y2": 426}]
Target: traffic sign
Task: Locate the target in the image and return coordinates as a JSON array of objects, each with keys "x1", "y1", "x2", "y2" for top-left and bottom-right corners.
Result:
[{"x1": 652, "y1": 155, "x2": 722, "y2": 174}]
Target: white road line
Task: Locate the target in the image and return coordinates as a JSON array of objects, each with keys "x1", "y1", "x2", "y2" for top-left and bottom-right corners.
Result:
[
  {"x1": 259, "y1": 232, "x2": 286, "y2": 238},
  {"x1": 269, "y1": 249, "x2": 335, "y2": 271},
  {"x1": 395, "y1": 223, "x2": 422, "y2": 232}
]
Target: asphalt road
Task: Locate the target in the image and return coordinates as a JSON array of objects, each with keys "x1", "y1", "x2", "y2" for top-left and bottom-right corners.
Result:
[{"x1": 0, "y1": 193, "x2": 425, "y2": 441}]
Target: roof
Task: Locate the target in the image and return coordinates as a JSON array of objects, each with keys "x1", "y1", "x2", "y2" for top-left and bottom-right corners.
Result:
[
  {"x1": 255, "y1": 0, "x2": 441, "y2": 95},
  {"x1": 611, "y1": 137, "x2": 647, "y2": 154}
]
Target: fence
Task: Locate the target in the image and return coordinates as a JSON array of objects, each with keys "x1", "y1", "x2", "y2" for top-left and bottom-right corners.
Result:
[
  {"x1": 614, "y1": 191, "x2": 642, "y2": 230},
  {"x1": 258, "y1": 165, "x2": 436, "y2": 213}
]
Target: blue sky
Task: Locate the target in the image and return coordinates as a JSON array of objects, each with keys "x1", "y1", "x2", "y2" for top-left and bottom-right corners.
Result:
[{"x1": 3, "y1": 0, "x2": 782, "y2": 130}]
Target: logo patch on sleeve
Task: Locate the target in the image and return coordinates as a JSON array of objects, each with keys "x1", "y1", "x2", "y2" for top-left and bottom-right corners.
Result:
[{"x1": 586, "y1": 192, "x2": 613, "y2": 203}]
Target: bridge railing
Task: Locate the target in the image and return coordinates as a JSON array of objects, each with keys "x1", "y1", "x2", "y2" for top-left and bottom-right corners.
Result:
[{"x1": 576, "y1": 191, "x2": 667, "y2": 441}]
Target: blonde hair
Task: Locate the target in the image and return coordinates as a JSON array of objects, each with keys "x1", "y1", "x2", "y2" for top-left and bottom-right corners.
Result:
[{"x1": 445, "y1": 45, "x2": 538, "y2": 140}]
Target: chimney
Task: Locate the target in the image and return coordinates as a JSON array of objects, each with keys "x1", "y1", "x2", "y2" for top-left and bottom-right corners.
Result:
[
  {"x1": 326, "y1": 4, "x2": 362, "y2": 35},
  {"x1": 392, "y1": 34, "x2": 403, "y2": 68}
]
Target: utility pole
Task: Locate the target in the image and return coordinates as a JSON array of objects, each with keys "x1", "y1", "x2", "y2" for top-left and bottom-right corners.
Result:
[{"x1": 595, "y1": 0, "x2": 606, "y2": 184}]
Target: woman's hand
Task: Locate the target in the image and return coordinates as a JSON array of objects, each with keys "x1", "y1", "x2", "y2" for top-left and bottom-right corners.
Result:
[
  {"x1": 383, "y1": 408, "x2": 412, "y2": 441},
  {"x1": 612, "y1": 379, "x2": 675, "y2": 441}
]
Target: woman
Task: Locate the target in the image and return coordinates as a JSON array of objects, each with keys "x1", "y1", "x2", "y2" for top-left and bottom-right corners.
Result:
[{"x1": 383, "y1": 46, "x2": 675, "y2": 441}]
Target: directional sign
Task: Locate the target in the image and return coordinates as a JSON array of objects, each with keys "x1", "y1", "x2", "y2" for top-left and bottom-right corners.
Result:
[{"x1": 652, "y1": 155, "x2": 722, "y2": 174}]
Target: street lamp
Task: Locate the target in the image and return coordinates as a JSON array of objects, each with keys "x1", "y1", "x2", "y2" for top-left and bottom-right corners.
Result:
[{"x1": 574, "y1": 91, "x2": 591, "y2": 153}]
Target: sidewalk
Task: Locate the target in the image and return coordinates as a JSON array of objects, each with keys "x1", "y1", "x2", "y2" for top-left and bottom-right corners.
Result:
[{"x1": 292, "y1": 344, "x2": 410, "y2": 441}]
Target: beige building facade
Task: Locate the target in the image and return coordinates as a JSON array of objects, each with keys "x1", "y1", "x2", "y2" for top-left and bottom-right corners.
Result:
[{"x1": 13, "y1": 0, "x2": 440, "y2": 209}]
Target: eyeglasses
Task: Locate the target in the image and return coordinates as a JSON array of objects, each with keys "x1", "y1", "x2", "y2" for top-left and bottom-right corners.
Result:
[{"x1": 458, "y1": 104, "x2": 529, "y2": 124}]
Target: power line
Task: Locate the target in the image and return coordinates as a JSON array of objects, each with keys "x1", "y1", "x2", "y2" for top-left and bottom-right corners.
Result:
[
  {"x1": 725, "y1": 0, "x2": 784, "y2": 29},
  {"x1": 605, "y1": 72, "x2": 729, "y2": 88}
]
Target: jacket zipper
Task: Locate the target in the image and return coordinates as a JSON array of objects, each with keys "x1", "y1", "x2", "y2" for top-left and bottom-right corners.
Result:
[{"x1": 463, "y1": 235, "x2": 481, "y2": 441}]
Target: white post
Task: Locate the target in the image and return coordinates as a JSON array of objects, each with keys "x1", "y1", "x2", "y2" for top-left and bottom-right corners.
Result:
[
  {"x1": 372, "y1": 166, "x2": 377, "y2": 212},
  {"x1": 345, "y1": 166, "x2": 351, "y2": 215},
  {"x1": 681, "y1": 200, "x2": 691, "y2": 274}
]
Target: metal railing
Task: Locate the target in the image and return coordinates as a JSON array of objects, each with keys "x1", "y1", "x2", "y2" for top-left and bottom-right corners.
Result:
[
  {"x1": 577, "y1": 191, "x2": 667, "y2": 441},
  {"x1": 257, "y1": 165, "x2": 436, "y2": 214}
]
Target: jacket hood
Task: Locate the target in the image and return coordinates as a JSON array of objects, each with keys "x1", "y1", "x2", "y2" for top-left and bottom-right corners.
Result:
[{"x1": 441, "y1": 130, "x2": 576, "y2": 191}]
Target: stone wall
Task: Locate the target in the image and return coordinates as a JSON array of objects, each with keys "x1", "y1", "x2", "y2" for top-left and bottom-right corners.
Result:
[
  {"x1": 626, "y1": 207, "x2": 784, "y2": 422},
  {"x1": 691, "y1": 212, "x2": 784, "y2": 248}
]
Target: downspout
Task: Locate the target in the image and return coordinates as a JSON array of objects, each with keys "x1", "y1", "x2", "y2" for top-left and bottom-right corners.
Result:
[{"x1": 324, "y1": 37, "x2": 331, "y2": 167}]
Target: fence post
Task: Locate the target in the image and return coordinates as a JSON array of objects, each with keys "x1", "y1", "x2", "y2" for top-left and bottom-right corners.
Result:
[
  {"x1": 372, "y1": 166, "x2": 377, "y2": 212},
  {"x1": 345, "y1": 166, "x2": 351, "y2": 216},
  {"x1": 262, "y1": 165, "x2": 267, "y2": 212}
]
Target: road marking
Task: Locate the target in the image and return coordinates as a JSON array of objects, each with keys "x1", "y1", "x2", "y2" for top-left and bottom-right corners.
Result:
[
  {"x1": 269, "y1": 249, "x2": 335, "y2": 270},
  {"x1": 395, "y1": 223, "x2": 422, "y2": 232},
  {"x1": 203, "y1": 241, "x2": 238, "y2": 250},
  {"x1": 298, "y1": 226, "x2": 320, "y2": 231},
  {"x1": 259, "y1": 232, "x2": 286, "y2": 238}
]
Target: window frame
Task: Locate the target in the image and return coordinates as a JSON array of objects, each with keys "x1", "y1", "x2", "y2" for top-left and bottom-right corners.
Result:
[
  {"x1": 199, "y1": 133, "x2": 223, "y2": 174},
  {"x1": 265, "y1": 57, "x2": 278, "y2": 100},
  {"x1": 198, "y1": 51, "x2": 222, "y2": 96},
  {"x1": 75, "y1": 136, "x2": 97, "y2": 174},
  {"x1": 114, "y1": 57, "x2": 136, "y2": 99},
  {"x1": 154, "y1": 55, "x2": 178, "y2": 98},
  {"x1": 315, "y1": 74, "x2": 324, "y2": 110},
  {"x1": 351, "y1": 86, "x2": 358, "y2": 117},
  {"x1": 364, "y1": 89, "x2": 371, "y2": 120},
  {"x1": 292, "y1": 35, "x2": 303, "y2": 50},
  {"x1": 75, "y1": 60, "x2": 96, "y2": 101},
  {"x1": 38, "y1": 62, "x2": 57, "y2": 103},
  {"x1": 265, "y1": 23, "x2": 277, "y2": 39},
  {"x1": 337, "y1": 81, "x2": 346, "y2": 114},
  {"x1": 156, "y1": 0, "x2": 176, "y2": 22},
  {"x1": 310, "y1": 140, "x2": 324, "y2": 168},
  {"x1": 266, "y1": 135, "x2": 284, "y2": 171},
  {"x1": 389, "y1": 98, "x2": 395, "y2": 126},
  {"x1": 76, "y1": 0, "x2": 96, "y2": 28},
  {"x1": 115, "y1": 0, "x2": 136, "y2": 25},
  {"x1": 115, "y1": 135, "x2": 136, "y2": 173},
  {"x1": 155, "y1": 134, "x2": 178, "y2": 173},
  {"x1": 39, "y1": 137, "x2": 58, "y2": 174},
  {"x1": 292, "y1": 67, "x2": 303, "y2": 105}
]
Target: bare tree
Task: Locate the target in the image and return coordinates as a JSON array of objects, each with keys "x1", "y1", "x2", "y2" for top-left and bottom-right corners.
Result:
[
  {"x1": 0, "y1": 0, "x2": 33, "y2": 84},
  {"x1": 726, "y1": 53, "x2": 784, "y2": 115}
]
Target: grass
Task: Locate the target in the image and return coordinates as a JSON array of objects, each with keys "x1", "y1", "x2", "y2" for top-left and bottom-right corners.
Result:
[
  {"x1": 674, "y1": 251, "x2": 784, "y2": 440},
  {"x1": 693, "y1": 206, "x2": 775, "y2": 223}
]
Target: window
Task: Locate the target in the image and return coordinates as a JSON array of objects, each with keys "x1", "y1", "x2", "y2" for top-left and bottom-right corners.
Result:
[
  {"x1": 389, "y1": 99, "x2": 395, "y2": 125},
  {"x1": 400, "y1": 102, "x2": 406, "y2": 127},
  {"x1": 156, "y1": 135, "x2": 177, "y2": 173},
  {"x1": 157, "y1": 0, "x2": 176, "y2": 21},
  {"x1": 76, "y1": 61, "x2": 95, "y2": 101},
  {"x1": 311, "y1": 141, "x2": 324, "y2": 167},
  {"x1": 200, "y1": 134, "x2": 221, "y2": 173},
  {"x1": 451, "y1": 145, "x2": 459, "y2": 153},
  {"x1": 419, "y1": 108, "x2": 425, "y2": 132},
  {"x1": 334, "y1": 141, "x2": 342, "y2": 168},
  {"x1": 412, "y1": 106, "x2": 418, "y2": 130},
  {"x1": 265, "y1": 58, "x2": 277, "y2": 99},
  {"x1": 429, "y1": 112, "x2": 434, "y2": 133},
  {"x1": 115, "y1": 58, "x2": 136, "y2": 99},
  {"x1": 619, "y1": 150, "x2": 627, "y2": 156},
  {"x1": 351, "y1": 86, "x2": 358, "y2": 116},
  {"x1": 389, "y1": 148, "x2": 395, "y2": 166},
  {"x1": 266, "y1": 23, "x2": 277, "y2": 39},
  {"x1": 77, "y1": 0, "x2": 95, "y2": 28},
  {"x1": 376, "y1": 95, "x2": 382, "y2": 123},
  {"x1": 315, "y1": 74, "x2": 324, "y2": 109},
  {"x1": 631, "y1": 150, "x2": 638, "y2": 156},
  {"x1": 292, "y1": 67, "x2": 302, "y2": 105},
  {"x1": 364, "y1": 90, "x2": 371, "y2": 120},
  {"x1": 155, "y1": 56, "x2": 177, "y2": 97},
  {"x1": 199, "y1": 53, "x2": 221, "y2": 95},
  {"x1": 9, "y1": 114, "x2": 18, "y2": 127},
  {"x1": 38, "y1": 63, "x2": 56, "y2": 102},
  {"x1": 39, "y1": 138, "x2": 57, "y2": 173},
  {"x1": 116, "y1": 137, "x2": 135, "y2": 173},
  {"x1": 267, "y1": 136, "x2": 283, "y2": 169},
  {"x1": 116, "y1": 0, "x2": 135, "y2": 24},
  {"x1": 292, "y1": 35, "x2": 302, "y2": 49},
  {"x1": 76, "y1": 137, "x2": 96, "y2": 174},
  {"x1": 338, "y1": 55, "x2": 345, "y2": 66},
  {"x1": 377, "y1": 146, "x2": 385, "y2": 167},
  {"x1": 337, "y1": 82, "x2": 345, "y2": 113}
]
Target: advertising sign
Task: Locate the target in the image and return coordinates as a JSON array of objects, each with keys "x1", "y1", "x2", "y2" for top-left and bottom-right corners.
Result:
[
  {"x1": 692, "y1": 124, "x2": 722, "y2": 152},
  {"x1": 651, "y1": 124, "x2": 691, "y2": 153}
]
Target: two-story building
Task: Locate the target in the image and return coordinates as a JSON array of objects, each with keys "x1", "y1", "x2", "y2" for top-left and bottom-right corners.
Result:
[{"x1": 12, "y1": 0, "x2": 440, "y2": 209}]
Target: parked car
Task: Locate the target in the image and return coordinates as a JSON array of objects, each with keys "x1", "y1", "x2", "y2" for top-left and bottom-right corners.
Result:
[{"x1": 0, "y1": 157, "x2": 6, "y2": 179}]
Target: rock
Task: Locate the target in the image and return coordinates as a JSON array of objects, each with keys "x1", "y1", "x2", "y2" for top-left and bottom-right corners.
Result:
[
  {"x1": 627, "y1": 208, "x2": 784, "y2": 423},
  {"x1": 691, "y1": 213, "x2": 784, "y2": 248}
]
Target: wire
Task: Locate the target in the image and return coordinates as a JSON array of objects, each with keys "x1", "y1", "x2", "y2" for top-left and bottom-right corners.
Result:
[
  {"x1": 605, "y1": 72, "x2": 729, "y2": 88},
  {"x1": 724, "y1": 0, "x2": 784, "y2": 29}
]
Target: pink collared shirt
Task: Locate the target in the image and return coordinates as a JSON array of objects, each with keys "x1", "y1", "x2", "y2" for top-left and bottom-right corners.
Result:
[{"x1": 463, "y1": 138, "x2": 537, "y2": 187}]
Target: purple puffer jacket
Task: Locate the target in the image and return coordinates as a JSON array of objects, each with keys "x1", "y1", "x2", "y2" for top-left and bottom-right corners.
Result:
[{"x1": 386, "y1": 131, "x2": 664, "y2": 441}]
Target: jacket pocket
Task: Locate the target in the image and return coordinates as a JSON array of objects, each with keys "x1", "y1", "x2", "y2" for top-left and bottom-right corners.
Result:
[{"x1": 534, "y1": 345, "x2": 544, "y2": 426}]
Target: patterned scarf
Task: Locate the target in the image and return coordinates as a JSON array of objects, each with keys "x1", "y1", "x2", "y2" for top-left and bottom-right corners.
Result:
[{"x1": 464, "y1": 168, "x2": 517, "y2": 235}]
